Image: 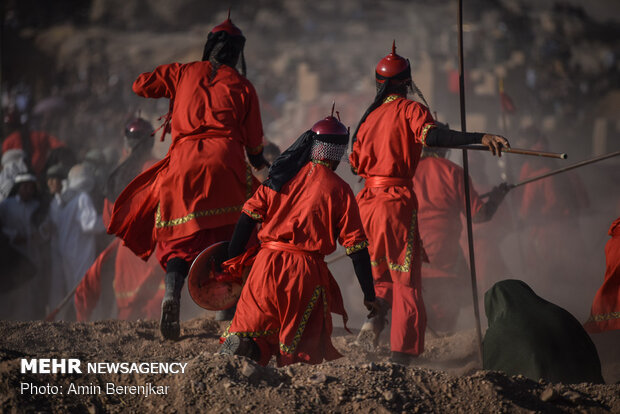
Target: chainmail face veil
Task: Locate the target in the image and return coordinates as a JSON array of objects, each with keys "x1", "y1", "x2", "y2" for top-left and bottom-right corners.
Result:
[
  {"x1": 310, "y1": 140, "x2": 347, "y2": 162},
  {"x1": 263, "y1": 130, "x2": 349, "y2": 192}
]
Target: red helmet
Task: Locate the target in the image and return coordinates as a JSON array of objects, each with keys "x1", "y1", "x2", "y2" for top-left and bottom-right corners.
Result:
[
  {"x1": 124, "y1": 117, "x2": 154, "y2": 141},
  {"x1": 375, "y1": 41, "x2": 410, "y2": 83},
  {"x1": 311, "y1": 103, "x2": 348, "y2": 137},
  {"x1": 211, "y1": 10, "x2": 243, "y2": 36}
]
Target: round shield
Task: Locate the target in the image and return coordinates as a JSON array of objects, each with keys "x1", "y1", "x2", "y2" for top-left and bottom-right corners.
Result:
[{"x1": 188, "y1": 241, "x2": 242, "y2": 311}]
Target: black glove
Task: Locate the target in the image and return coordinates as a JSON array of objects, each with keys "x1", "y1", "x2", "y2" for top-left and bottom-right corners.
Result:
[
  {"x1": 488, "y1": 182, "x2": 511, "y2": 205},
  {"x1": 248, "y1": 151, "x2": 269, "y2": 170}
]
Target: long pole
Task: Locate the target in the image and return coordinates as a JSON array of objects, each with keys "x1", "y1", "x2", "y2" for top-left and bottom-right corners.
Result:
[
  {"x1": 445, "y1": 144, "x2": 567, "y2": 159},
  {"x1": 480, "y1": 150, "x2": 620, "y2": 198},
  {"x1": 457, "y1": 0, "x2": 483, "y2": 362}
]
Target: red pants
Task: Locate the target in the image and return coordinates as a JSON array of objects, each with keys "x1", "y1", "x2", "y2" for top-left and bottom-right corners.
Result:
[{"x1": 375, "y1": 280, "x2": 426, "y2": 356}]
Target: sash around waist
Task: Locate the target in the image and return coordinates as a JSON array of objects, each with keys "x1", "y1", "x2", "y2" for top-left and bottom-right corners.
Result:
[
  {"x1": 261, "y1": 241, "x2": 325, "y2": 260},
  {"x1": 365, "y1": 176, "x2": 412, "y2": 188}
]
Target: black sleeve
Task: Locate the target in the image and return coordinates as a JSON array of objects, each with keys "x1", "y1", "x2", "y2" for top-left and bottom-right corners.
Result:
[
  {"x1": 227, "y1": 213, "x2": 259, "y2": 259},
  {"x1": 247, "y1": 150, "x2": 267, "y2": 169},
  {"x1": 349, "y1": 248, "x2": 376, "y2": 302},
  {"x1": 425, "y1": 127, "x2": 484, "y2": 147}
]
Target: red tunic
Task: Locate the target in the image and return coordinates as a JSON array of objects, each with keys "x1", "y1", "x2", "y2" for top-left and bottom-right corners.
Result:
[
  {"x1": 2, "y1": 130, "x2": 64, "y2": 176},
  {"x1": 108, "y1": 62, "x2": 263, "y2": 261},
  {"x1": 224, "y1": 161, "x2": 368, "y2": 366},
  {"x1": 349, "y1": 96, "x2": 435, "y2": 355},
  {"x1": 584, "y1": 217, "x2": 620, "y2": 333},
  {"x1": 349, "y1": 97, "x2": 435, "y2": 285},
  {"x1": 413, "y1": 156, "x2": 484, "y2": 279}
]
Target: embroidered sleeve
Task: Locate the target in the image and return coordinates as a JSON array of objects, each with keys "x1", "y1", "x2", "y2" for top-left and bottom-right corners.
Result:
[
  {"x1": 242, "y1": 208, "x2": 263, "y2": 222},
  {"x1": 345, "y1": 240, "x2": 369, "y2": 255},
  {"x1": 420, "y1": 123, "x2": 436, "y2": 146}
]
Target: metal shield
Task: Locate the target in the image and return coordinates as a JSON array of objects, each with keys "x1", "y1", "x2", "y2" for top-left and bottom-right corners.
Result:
[{"x1": 187, "y1": 241, "x2": 242, "y2": 311}]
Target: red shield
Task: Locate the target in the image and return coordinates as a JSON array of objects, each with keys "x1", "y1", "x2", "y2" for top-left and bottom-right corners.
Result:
[{"x1": 187, "y1": 241, "x2": 242, "y2": 311}]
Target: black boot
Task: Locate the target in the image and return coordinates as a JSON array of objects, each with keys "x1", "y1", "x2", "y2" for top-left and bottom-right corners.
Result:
[
  {"x1": 218, "y1": 335, "x2": 261, "y2": 361},
  {"x1": 160, "y1": 271, "x2": 185, "y2": 340}
]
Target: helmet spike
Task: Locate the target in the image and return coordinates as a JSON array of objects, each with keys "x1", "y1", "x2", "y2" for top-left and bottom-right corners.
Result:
[
  {"x1": 227, "y1": 8, "x2": 231, "y2": 20},
  {"x1": 392, "y1": 40, "x2": 396, "y2": 55},
  {"x1": 336, "y1": 110, "x2": 341, "y2": 121},
  {"x1": 331, "y1": 101, "x2": 335, "y2": 117}
]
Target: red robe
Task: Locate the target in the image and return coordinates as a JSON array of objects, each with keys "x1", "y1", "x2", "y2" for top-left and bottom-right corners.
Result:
[
  {"x1": 349, "y1": 95, "x2": 435, "y2": 356},
  {"x1": 413, "y1": 155, "x2": 484, "y2": 331},
  {"x1": 517, "y1": 157, "x2": 590, "y2": 305},
  {"x1": 584, "y1": 217, "x2": 620, "y2": 333},
  {"x1": 2, "y1": 130, "x2": 64, "y2": 176},
  {"x1": 108, "y1": 62, "x2": 263, "y2": 265},
  {"x1": 74, "y1": 238, "x2": 165, "y2": 321},
  {"x1": 413, "y1": 156, "x2": 484, "y2": 279},
  {"x1": 76, "y1": 158, "x2": 166, "y2": 321},
  {"x1": 224, "y1": 161, "x2": 368, "y2": 366}
]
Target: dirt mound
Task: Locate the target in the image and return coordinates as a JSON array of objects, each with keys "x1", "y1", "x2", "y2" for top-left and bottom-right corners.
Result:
[{"x1": 1, "y1": 317, "x2": 618, "y2": 413}]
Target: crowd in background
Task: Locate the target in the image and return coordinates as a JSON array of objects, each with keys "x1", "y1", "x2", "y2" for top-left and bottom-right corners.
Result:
[{"x1": 1, "y1": 0, "x2": 619, "y2": 323}]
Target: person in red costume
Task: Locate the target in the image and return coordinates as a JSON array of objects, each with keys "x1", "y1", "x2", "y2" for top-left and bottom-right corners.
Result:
[
  {"x1": 108, "y1": 15, "x2": 268, "y2": 340},
  {"x1": 515, "y1": 129, "x2": 589, "y2": 312},
  {"x1": 413, "y1": 144, "x2": 509, "y2": 334},
  {"x1": 584, "y1": 216, "x2": 620, "y2": 333},
  {"x1": 217, "y1": 113, "x2": 379, "y2": 366},
  {"x1": 75, "y1": 118, "x2": 165, "y2": 321},
  {"x1": 2, "y1": 108, "x2": 64, "y2": 177},
  {"x1": 350, "y1": 42, "x2": 509, "y2": 364}
]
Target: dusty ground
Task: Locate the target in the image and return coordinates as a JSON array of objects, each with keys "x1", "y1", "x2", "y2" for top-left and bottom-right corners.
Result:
[{"x1": 0, "y1": 316, "x2": 618, "y2": 413}]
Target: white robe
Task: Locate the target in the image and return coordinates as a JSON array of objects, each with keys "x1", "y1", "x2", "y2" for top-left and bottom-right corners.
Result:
[{"x1": 49, "y1": 190, "x2": 104, "y2": 301}]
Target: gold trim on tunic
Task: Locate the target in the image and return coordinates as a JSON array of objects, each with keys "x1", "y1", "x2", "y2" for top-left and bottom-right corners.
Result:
[
  {"x1": 345, "y1": 240, "x2": 369, "y2": 255},
  {"x1": 383, "y1": 94, "x2": 403, "y2": 104},
  {"x1": 370, "y1": 210, "x2": 417, "y2": 272},
  {"x1": 155, "y1": 164, "x2": 254, "y2": 229},
  {"x1": 420, "y1": 123, "x2": 435, "y2": 146},
  {"x1": 243, "y1": 208, "x2": 263, "y2": 222},
  {"x1": 585, "y1": 311, "x2": 620, "y2": 323},
  {"x1": 280, "y1": 285, "x2": 324, "y2": 354}
]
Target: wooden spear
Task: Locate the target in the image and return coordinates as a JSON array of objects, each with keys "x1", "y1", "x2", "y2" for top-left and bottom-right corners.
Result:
[{"x1": 480, "y1": 149, "x2": 620, "y2": 198}]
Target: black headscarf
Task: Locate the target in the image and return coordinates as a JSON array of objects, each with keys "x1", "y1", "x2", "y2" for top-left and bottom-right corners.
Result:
[
  {"x1": 351, "y1": 65, "x2": 411, "y2": 151},
  {"x1": 202, "y1": 30, "x2": 246, "y2": 78},
  {"x1": 483, "y1": 279, "x2": 604, "y2": 384},
  {"x1": 263, "y1": 130, "x2": 348, "y2": 192}
]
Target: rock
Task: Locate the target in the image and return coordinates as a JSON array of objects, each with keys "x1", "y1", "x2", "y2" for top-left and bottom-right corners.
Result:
[
  {"x1": 540, "y1": 387, "x2": 560, "y2": 402},
  {"x1": 563, "y1": 390, "x2": 582, "y2": 404},
  {"x1": 308, "y1": 372, "x2": 327, "y2": 385},
  {"x1": 241, "y1": 360, "x2": 258, "y2": 378},
  {"x1": 383, "y1": 390, "x2": 396, "y2": 402}
]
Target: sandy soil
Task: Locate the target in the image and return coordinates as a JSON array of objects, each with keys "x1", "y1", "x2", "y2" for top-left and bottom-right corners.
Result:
[{"x1": 1, "y1": 316, "x2": 618, "y2": 413}]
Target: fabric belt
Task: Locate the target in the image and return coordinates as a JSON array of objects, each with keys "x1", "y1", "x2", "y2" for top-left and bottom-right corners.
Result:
[
  {"x1": 365, "y1": 176, "x2": 412, "y2": 188},
  {"x1": 262, "y1": 241, "x2": 324, "y2": 260}
]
